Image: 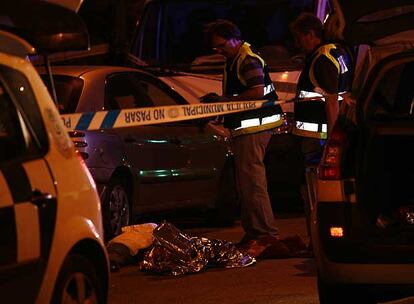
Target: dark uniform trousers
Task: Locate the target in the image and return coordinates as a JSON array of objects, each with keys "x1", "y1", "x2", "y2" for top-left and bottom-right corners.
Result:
[{"x1": 232, "y1": 130, "x2": 279, "y2": 240}]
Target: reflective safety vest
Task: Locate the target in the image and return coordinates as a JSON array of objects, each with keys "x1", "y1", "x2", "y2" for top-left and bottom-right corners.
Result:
[
  {"x1": 223, "y1": 42, "x2": 282, "y2": 137},
  {"x1": 293, "y1": 43, "x2": 352, "y2": 139}
]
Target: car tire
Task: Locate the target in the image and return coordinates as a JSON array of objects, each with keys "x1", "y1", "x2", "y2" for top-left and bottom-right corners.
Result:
[
  {"x1": 52, "y1": 254, "x2": 105, "y2": 304},
  {"x1": 208, "y1": 159, "x2": 239, "y2": 226},
  {"x1": 102, "y1": 176, "x2": 131, "y2": 241}
]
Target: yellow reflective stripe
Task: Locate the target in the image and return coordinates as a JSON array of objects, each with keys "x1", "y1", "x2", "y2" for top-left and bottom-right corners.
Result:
[
  {"x1": 235, "y1": 42, "x2": 265, "y2": 86},
  {"x1": 264, "y1": 83, "x2": 275, "y2": 95},
  {"x1": 261, "y1": 114, "x2": 281, "y2": 125},
  {"x1": 292, "y1": 127, "x2": 327, "y2": 139},
  {"x1": 337, "y1": 55, "x2": 349, "y2": 74},
  {"x1": 231, "y1": 119, "x2": 283, "y2": 137},
  {"x1": 295, "y1": 121, "x2": 327, "y2": 132},
  {"x1": 293, "y1": 119, "x2": 327, "y2": 139},
  {"x1": 234, "y1": 114, "x2": 283, "y2": 130},
  {"x1": 235, "y1": 118, "x2": 261, "y2": 129},
  {"x1": 309, "y1": 44, "x2": 340, "y2": 89},
  {"x1": 298, "y1": 90, "x2": 325, "y2": 99}
]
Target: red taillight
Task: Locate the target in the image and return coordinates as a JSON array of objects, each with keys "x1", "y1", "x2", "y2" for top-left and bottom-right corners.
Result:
[{"x1": 318, "y1": 123, "x2": 345, "y2": 180}]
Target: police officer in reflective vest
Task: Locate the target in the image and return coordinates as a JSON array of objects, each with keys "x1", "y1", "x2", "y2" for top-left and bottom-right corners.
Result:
[
  {"x1": 290, "y1": 12, "x2": 353, "y2": 243},
  {"x1": 201, "y1": 19, "x2": 284, "y2": 258},
  {"x1": 290, "y1": 12, "x2": 353, "y2": 140}
]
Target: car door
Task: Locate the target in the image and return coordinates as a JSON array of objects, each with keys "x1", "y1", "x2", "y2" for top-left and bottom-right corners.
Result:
[
  {"x1": 0, "y1": 65, "x2": 57, "y2": 302},
  {"x1": 105, "y1": 71, "x2": 200, "y2": 212},
  {"x1": 134, "y1": 72, "x2": 230, "y2": 207},
  {"x1": 353, "y1": 52, "x2": 414, "y2": 262},
  {"x1": 134, "y1": 73, "x2": 229, "y2": 204}
]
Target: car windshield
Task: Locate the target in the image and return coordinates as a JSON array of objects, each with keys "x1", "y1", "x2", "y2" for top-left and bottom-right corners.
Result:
[
  {"x1": 133, "y1": 0, "x2": 313, "y2": 70},
  {"x1": 40, "y1": 75, "x2": 83, "y2": 114}
]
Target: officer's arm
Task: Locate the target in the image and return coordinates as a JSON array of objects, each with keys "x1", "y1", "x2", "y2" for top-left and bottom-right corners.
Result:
[
  {"x1": 314, "y1": 57, "x2": 340, "y2": 135},
  {"x1": 228, "y1": 57, "x2": 266, "y2": 101}
]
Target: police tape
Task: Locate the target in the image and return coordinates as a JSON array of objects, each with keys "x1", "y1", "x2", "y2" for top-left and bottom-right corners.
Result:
[
  {"x1": 60, "y1": 94, "x2": 351, "y2": 131},
  {"x1": 60, "y1": 99, "x2": 289, "y2": 131}
]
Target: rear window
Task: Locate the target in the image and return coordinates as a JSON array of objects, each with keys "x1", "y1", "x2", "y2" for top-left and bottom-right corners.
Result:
[
  {"x1": 41, "y1": 75, "x2": 83, "y2": 114},
  {"x1": 371, "y1": 60, "x2": 414, "y2": 120},
  {"x1": 0, "y1": 64, "x2": 48, "y2": 161}
]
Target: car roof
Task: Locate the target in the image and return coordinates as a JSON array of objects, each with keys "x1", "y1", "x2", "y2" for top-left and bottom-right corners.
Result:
[
  {"x1": 37, "y1": 65, "x2": 153, "y2": 78},
  {"x1": 331, "y1": 0, "x2": 414, "y2": 45},
  {"x1": 0, "y1": 29, "x2": 36, "y2": 58}
]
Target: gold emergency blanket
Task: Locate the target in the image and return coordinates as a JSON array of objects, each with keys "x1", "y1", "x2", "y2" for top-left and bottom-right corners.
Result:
[{"x1": 140, "y1": 221, "x2": 256, "y2": 276}]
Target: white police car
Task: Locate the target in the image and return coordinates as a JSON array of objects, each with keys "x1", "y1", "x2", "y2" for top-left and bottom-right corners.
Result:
[{"x1": 0, "y1": 1, "x2": 109, "y2": 303}]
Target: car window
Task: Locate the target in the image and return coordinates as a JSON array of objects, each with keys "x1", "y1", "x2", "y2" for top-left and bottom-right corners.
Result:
[
  {"x1": 371, "y1": 60, "x2": 414, "y2": 120},
  {"x1": 40, "y1": 75, "x2": 84, "y2": 114},
  {"x1": 105, "y1": 73, "x2": 153, "y2": 109},
  {"x1": 0, "y1": 68, "x2": 46, "y2": 162},
  {"x1": 136, "y1": 79, "x2": 178, "y2": 107},
  {"x1": 1, "y1": 65, "x2": 48, "y2": 152}
]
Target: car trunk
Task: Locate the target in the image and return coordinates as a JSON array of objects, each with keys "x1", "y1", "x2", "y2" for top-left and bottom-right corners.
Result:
[{"x1": 344, "y1": 51, "x2": 414, "y2": 262}]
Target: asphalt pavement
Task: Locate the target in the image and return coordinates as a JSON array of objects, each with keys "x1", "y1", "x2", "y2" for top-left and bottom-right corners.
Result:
[
  {"x1": 108, "y1": 214, "x2": 320, "y2": 304},
  {"x1": 108, "y1": 213, "x2": 414, "y2": 304}
]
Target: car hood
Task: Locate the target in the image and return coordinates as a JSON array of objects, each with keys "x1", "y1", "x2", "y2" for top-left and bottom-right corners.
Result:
[{"x1": 329, "y1": 0, "x2": 414, "y2": 45}]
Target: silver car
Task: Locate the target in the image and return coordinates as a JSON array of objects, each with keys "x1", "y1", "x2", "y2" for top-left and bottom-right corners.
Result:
[{"x1": 40, "y1": 66, "x2": 238, "y2": 240}]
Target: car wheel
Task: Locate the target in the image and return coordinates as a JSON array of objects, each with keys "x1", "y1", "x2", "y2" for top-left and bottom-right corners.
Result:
[
  {"x1": 103, "y1": 176, "x2": 131, "y2": 241},
  {"x1": 318, "y1": 273, "x2": 375, "y2": 304},
  {"x1": 52, "y1": 254, "x2": 104, "y2": 304},
  {"x1": 209, "y1": 159, "x2": 239, "y2": 226}
]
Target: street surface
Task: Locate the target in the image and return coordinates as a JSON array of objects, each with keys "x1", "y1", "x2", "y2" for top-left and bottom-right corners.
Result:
[
  {"x1": 108, "y1": 214, "x2": 318, "y2": 304},
  {"x1": 108, "y1": 214, "x2": 414, "y2": 304}
]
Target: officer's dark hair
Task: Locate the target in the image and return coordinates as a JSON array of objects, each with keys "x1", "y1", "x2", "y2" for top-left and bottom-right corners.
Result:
[
  {"x1": 290, "y1": 12, "x2": 323, "y2": 39},
  {"x1": 204, "y1": 19, "x2": 241, "y2": 43}
]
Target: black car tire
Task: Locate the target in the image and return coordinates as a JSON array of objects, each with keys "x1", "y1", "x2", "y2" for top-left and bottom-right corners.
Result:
[
  {"x1": 209, "y1": 159, "x2": 239, "y2": 226},
  {"x1": 52, "y1": 254, "x2": 105, "y2": 304},
  {"x1": 102, "y1": 176, "x2": 131, "y2": 241}
]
